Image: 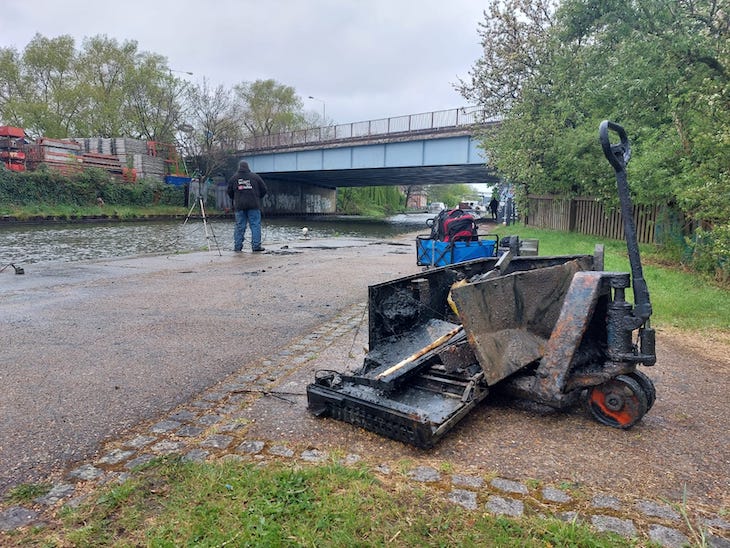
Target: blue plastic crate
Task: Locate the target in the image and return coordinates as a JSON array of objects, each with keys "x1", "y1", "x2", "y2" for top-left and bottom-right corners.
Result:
[
  {"x1": 165, "y1": 175, "x2": 192, "y2": 186},
  {"x1": 416, "y1": 236, "x2": 497, "y2": 267}
]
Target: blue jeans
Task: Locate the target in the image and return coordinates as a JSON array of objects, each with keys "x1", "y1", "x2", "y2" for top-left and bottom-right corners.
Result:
[{"x1": 234, "y1": 209, "x2": 262, "y2": 251}]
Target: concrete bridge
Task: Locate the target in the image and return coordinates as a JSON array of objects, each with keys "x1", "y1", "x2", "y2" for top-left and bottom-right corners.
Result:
[{"x1": 235, "y1": 107, "x2": 498, "y2": 215}]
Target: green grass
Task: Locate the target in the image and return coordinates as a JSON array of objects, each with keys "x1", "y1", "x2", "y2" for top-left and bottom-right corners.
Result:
[
  {"x1": 4, "y1": 483, "x2": 52, "y2": 504},
  {"x1": 490, "y1": 224, "x2": 730, "y2": 332},
  {"x1": 9, "y1": 457, "x2": 636, "y2": 547},
  {"x1": 0, "y1": 204, "x2": 191, "y2": 220}
]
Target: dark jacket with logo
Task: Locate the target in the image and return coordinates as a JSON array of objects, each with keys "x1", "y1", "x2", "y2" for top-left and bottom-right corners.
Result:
[{"x1": 226, "y1": 162, "x2": 268, "y2": 211}]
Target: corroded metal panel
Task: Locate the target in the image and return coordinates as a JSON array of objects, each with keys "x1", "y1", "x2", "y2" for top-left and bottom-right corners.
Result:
[
  {"x1": 532, "y1": 271, "x2": 605, "y2": 400},
  {"x1": 451, "y1": 260, "x2": 583, "y2": 385}
]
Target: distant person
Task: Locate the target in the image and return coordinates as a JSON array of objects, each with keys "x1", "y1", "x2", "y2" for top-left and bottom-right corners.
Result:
[
  {"x1": 227, "y1": 160, "x2": 268, "y2": 252},
  {"x1": 488, "y1": 196, "x2": 499, "y2": 220}
]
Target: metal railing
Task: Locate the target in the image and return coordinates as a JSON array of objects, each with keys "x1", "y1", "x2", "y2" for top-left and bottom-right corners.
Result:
[{"x1": 241, "y1": 106, "x2": 490, "y2": 152}]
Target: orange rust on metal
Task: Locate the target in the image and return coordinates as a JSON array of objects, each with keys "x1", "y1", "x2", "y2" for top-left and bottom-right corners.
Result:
[
  {"x1": 586, "y1": 375, "x2": 648, "y2": 428},
  {"x1": 532, "y1": 271, "x2": 604, "y2": 401}
]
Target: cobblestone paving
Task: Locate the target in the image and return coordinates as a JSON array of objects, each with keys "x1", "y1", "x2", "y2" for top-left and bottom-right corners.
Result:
[{"x1": 1, "y1": 303, "x2": 729, "y2": 547}]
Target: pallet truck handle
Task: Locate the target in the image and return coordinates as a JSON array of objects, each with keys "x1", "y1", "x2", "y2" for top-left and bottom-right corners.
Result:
[
  {"x1": 599, "y1": 120, "x2": 652, "y2": 325},
  {"x1": 599, "y1": 120, "x2": 631, "y2": 172}
]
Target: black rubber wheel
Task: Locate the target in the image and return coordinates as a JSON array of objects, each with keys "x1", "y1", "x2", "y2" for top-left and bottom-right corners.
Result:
[
  {"x1": 627, "y1": 370, "x2": 656, "y2": 411},
  {"x1": 585, "y1": 375, "x2": 648, "y2": 429}
]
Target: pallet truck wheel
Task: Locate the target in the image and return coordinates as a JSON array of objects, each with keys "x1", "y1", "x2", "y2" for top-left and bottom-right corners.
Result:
[
  {"x1": 585, "y1": 375, "x2": 648, "y2": 429},
  {"x1": 626, "y1": 370, "x2": 656, "y2": 411}
]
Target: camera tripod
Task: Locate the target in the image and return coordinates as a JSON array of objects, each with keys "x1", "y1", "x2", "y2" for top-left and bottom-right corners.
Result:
[{"x1": 183, "y1": 194, "x2": 222, "y2": 255}]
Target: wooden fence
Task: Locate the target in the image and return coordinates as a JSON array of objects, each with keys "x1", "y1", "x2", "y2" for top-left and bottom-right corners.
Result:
[{"x1": 526, "y1": 195, "x2": 662, "y2": 244}]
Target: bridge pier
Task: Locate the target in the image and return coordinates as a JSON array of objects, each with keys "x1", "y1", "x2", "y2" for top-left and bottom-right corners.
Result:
[{"x1": 262, "y1": 180, "x2": 336, "y2": 215}]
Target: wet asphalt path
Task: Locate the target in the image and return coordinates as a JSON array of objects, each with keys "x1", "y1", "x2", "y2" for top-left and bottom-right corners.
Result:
[{"x1": 0, "y1": 237, "x2": 420, "y2": 494}]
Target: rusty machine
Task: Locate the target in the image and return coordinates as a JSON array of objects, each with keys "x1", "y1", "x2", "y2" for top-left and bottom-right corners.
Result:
[{"x1": 307, "y1": 121, "x2": 657, "y2": 448}]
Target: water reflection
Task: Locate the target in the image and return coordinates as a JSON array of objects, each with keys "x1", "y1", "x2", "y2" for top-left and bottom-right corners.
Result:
[{"x1": 0, "y1": 214, "x2": 433, "y2": 266}]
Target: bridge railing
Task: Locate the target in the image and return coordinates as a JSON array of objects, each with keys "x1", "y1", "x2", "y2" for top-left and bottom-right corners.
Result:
[{"x1": 241, "y1": 106, "x2": 488, "y2": 152}]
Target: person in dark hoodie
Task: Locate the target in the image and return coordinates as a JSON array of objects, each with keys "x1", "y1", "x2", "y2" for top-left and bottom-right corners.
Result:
[{"x1": 226, "y1": 160, "x2": 268, "y2": 252}]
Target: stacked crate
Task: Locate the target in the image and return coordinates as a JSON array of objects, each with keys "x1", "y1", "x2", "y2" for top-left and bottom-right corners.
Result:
[
  {"x1": 117, "y1": 138, "x2": 167, "y2": 181},
  {"x1": 25, "y1": 138, "x2": 83, "y2": 175},
  {"x1": 81, "y1": 152, "x2": 124, "y2": 181},
  {"x1": 113, "y1": 137, "x2": 148, "y2": 160},
  {"x1": 79, "y1": 137, "x2": 99, "y2": 154},
  {"x1": 131, "y1": 152, "x2": 167, "y2": 181},
  {"x1": 76, "y1": 137, "x2": 167, "y2": 181},
  {"x1": 0, "y1": 126, "x2": 27, "y2": 172},
  {"x1": 5, "y1": 132, "x2": 176, "y2": 182}
]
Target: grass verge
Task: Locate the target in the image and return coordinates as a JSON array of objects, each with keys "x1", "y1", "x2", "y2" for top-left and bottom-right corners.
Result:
[
  {"x1": 5, "y1": 457, "x2": 636, "y2": 547},
  {"x1": 0, "y1": 204, "x2": 191, "y2": 221}
]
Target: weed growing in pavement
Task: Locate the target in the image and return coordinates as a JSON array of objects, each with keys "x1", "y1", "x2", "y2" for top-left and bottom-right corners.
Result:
[
  {"x1": 672, "y1": 487, "x2": 710, "y2": 548},
  {"x1": 5, "y1": 482, "x2": 52, "y2": 504},
  {"x1": 438, "y1": 461, "x2": 454, "y2": 474}
]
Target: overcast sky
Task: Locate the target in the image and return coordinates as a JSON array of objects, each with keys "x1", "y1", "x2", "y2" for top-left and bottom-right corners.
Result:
[{"x1": 1, "y1": 0, "x2": 487, "y2": 125}]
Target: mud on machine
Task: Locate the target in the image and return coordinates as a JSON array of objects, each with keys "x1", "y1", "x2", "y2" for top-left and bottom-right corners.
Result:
[{"x1": 307, "y1": 121, "x2": 657, "y2": 449}]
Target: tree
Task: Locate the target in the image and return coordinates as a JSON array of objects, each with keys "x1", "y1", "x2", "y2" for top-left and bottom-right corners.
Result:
[
  {"x1": 0, "y1": 47, "x2": 24, "y2": 127},
  {"x1": 0, "y1": 33, "x2": 187, "y2": 141},
  {"x1": 6, "y1": 34, "x2": 81, "y2": 138},
  {"x1": 233, "y1": 79, "x2": 305, "y2": 136},
  {"x1": 403, "y1": 184, "x2": 426, "y2": 210},
  {"x1": 458, "y1": 0, "x2": 558, "y2": 119},
  {"x1": 74, "y1": 35, "x2": 138, "y2": 137},
  {"x1": 463, "y1": 0, "x2": 729, "y2": 204},
  {"x1": 178, "y1": 79, "x2": 242, "y2": 184},
  {"x1": 125, "y1": 55, "x2": 189, "y2": 143},
  {"x1": 462, "y1": 0, "x2": 730, "y2": 275},
  {"x1": 0, "y1": 34, "x2": 315, "y2": 148},
  {"x1": 336, "y1": 186, "x2": 404, "y2": 215}
]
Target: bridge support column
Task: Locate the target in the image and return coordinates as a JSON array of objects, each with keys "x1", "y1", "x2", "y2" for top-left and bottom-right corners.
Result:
[{"x1": 262, "y1": 181, "x2": 336, "y2": 215}]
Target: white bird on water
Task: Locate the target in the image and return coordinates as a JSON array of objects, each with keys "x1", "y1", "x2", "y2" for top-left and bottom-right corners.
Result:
[{"x1": 301, "y1": 227, "x2": 310, "y2": 239}]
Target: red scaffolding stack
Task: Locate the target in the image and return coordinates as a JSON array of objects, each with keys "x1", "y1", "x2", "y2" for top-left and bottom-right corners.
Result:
[
  {"x1": 24, "y1": 138, "x2": 84, "y2": 175},
  {"x1": 0, "y1": 126, "x2": 27, "y2": 172},
  {"x1": 1, "y1": 128, "x2": 175, "y2": 183}
]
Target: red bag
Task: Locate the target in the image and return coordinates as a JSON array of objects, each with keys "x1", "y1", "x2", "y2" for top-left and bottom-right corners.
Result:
[{"x1": 441, "y1": 209, "x2": 478, "y2": 242}]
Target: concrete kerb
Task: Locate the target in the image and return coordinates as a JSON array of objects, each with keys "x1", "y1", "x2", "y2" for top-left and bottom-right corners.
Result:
[{"x1": 1, "y1": 302, "x2": 729, "y2": 547}]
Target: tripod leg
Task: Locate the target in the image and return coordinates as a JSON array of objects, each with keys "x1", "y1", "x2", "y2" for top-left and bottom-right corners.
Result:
[
  {"x1": 182, "y1": 199, "x2": 198, "y2": 227},
  {"x1": 198, "y1": 197, "x2": 222, "y2": 255},
  {"x1": 199, "y1": 197, "x2": 211, "y2": 252}
]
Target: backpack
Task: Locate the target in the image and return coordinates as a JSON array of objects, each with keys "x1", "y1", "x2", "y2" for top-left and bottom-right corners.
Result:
[
  {"x1": 428, "y1": 208, "x2": 478, "y2": 242},
  {"x1": 428, "y1": 208, "x2": 449, "y2": 240},
  {"x1": 441, "y1": 209, "x2": 478, "y2": 242}
]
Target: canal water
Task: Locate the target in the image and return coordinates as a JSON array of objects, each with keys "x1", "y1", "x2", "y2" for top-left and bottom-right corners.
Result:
[{"x1": 0, "y1": 214, "x2": 435, "y2": 267}]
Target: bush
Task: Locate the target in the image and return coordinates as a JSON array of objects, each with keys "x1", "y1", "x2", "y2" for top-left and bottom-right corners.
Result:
[
  {"x1": 0, "y1": 168, "x2": 185, "y2": 209},
  {"x1": 691, "y1": 225, "x2": 730, "y2": 283}
]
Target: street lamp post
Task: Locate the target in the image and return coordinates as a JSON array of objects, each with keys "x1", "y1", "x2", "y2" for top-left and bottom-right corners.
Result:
[{"x1": 308, "y1": 95, "x2": 326, "y2": 123}]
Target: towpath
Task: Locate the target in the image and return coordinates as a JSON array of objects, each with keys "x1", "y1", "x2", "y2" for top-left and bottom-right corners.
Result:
[
  {"x1": 0, "y1": 236, "x2": 417, "y2": 494},
  {"x1": 0, "y1": 235, "x2": 728, "y2": 545}
]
